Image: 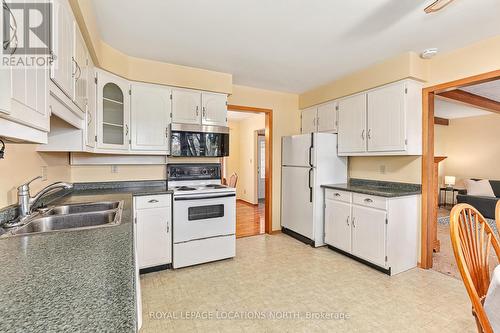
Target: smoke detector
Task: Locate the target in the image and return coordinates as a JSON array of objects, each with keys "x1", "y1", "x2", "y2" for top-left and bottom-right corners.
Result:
[{"x1": 420, "y1": 48, "x2": 438, "y2": 59}]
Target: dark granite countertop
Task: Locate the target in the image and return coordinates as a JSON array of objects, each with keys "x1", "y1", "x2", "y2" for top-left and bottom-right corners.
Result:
[
  {"x1": 321, "y1": 178, "x2": 422, "y2": 198},
  {"x1": 0, "y1": 180, "x2": 172, "y2": 333}
]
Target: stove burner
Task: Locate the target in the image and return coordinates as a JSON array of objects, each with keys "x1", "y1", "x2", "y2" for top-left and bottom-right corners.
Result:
[{"x1": 176, "y1": 186, "x2": 197, "y2": 191}]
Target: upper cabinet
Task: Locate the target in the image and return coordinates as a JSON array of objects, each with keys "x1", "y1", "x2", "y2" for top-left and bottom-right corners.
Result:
[
  {"x1": 73, "y1": 26, "x2": 88, "y2": 112},
  {"x1": 337, "y1": 80, "x2": 422, "y2": 156},
  {"x1": 172, "y1": 89, "x2": 227, "y2": 127},
  {"x1": 130, "y1": 83, "x2": 171, "y2": 152},
  {"x1": 171, "y1": 89, "x2": 201, "y2": 124},
  {"x1": 86, "y1": 57, "x2": 96, "y2": 149},
  {"x1": 96, "y1": 70, "x2": 130, "y2": 150},
  {"x1": 301, "y1": 101, "x2": 337, "y2": 134},
  {"x1": 201, "y1": 92, "x2": 227, "y2": 126},
  {"x1": 51, "y1": 0, "x2": 74, "y2": 98}
]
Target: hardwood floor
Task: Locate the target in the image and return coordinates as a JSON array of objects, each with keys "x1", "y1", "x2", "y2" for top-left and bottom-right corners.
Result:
[{"x1": 236, "y1": 199, "x2": 265, "y2": 238}]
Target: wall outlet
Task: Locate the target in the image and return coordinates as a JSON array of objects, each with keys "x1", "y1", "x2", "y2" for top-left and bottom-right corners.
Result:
[
  {"x1": 379, "y1": 165, "x2": 387, "y2": 174},
  {"x1": 111, "y1": 165, "x2": 118, "y2": 173},
  {"x1": 41, "y1": 166, "x2": 48, "y2": 181}
]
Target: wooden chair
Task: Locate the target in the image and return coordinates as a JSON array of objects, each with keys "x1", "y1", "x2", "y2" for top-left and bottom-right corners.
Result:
[
  {"x1": 450, "y1": 204, "x2": 500, "y2": 333},
  {"x1": 228, "y1": 173, "x2": 238, "y2": 188}
]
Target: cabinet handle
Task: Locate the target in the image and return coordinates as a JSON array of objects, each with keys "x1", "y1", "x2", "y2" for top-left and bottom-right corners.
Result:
[
  {"x1": 87, "y1": 109, "x2": 92, "y2": 126},
  {"x1": 196, "y1": 106, "x2": 199, "y2": 116},
  {"x1": 125, "y1": 124, "x2": 129, "y2": 136},
  {"x1": 361, "y1": 129, "x2": 365, "y2": 140},
  {"x1": 148, "y1": 199, "x2": 159, "y2": 203},
  {"x1": 364, "y1": 198, "x2": 373, "y2": 203},
  {"x1": 367, "y1": 129, "x2": 371, "y2": 140},
  {"x1": 202, "y1": 106, "x2": 206, "y2": 118},
  {"x1": 352, "y1": 217, "x2": 356, "y2": 228},
  {"x1": 167, "y1": 223, "x2": 170, "y2": 233},
  {"x1": 346, "y1": 216, "x2": 350, "y2": 226},
  {"x1": 71, "y1": 57, "x2": 77, "y2": 77},
  {"x1": 334, "y1": 193, "x2": 341, "y2": 197}
]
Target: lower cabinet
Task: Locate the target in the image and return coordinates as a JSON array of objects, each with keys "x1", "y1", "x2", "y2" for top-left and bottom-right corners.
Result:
[
  {"x1": 134, "y1": 194, "x2": 172, "y2": 269},
  {"x1": 324, "y1": 189, "x2": 419, "y2": 275}
]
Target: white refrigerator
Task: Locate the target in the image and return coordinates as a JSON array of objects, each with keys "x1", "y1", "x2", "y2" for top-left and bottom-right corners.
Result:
[{"x1": 281, "y1": 133, "x2": 347, "y2": 247}]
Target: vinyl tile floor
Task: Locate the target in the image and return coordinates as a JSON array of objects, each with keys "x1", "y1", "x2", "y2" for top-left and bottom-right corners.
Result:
[{"x1": 140, "y1": 233, "x2": 476, "y2": 332}]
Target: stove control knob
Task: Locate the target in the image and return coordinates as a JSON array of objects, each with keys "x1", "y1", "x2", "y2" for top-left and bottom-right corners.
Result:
[{"x1": 201, "y1": 169, "x2": 208, "y2": 175}]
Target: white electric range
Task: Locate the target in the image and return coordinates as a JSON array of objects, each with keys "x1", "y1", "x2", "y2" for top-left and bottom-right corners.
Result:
[{"x1": 168, "y1": 164, "x2": 236, "y2": 269}]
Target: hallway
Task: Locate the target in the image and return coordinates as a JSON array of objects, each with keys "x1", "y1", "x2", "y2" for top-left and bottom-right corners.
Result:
[{"x1": 236, "y1": 200, "x2": 265, "y2": 238}]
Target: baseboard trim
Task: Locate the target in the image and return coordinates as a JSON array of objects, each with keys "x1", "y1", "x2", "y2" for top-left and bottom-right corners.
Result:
[
  {"x1": 327, "y1": 245, "x2": 391, "y2": 275},
  {"x1": 139, "y1": 264, "x2": 171, "y2": 274}
]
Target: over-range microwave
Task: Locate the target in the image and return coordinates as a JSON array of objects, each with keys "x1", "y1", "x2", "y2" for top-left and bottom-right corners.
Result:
[{"x1": 170, "y1": 123, "x2": 229, "y2": 157}]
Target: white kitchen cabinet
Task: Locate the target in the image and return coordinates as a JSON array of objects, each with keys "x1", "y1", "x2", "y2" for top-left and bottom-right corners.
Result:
[
  {"x1": 134, "y1": 194, "x2": 172, "y2": 269},
  {"x1": 202, "y1": 92, "x2": 227, "y2": 126},
  {"x1": 130, "y1": 83, "x2": 171, "y2": 152},
  {"x1": 324, "y1": 188, "x2": 419, "y2": 275},
  {"x1": 337, "y1": 80, "x2": 422, "y2": 156},
  {"x1": 317, "y1": 102, "x2": 338, "y2": 133},
  {"x1": 172, "y1": 89, "x2": 201, "y2": 124},
  {"x1": 73, "y1": 25, "x2": 88, "y2": 112},
  {"x1": 86, "y1": 61, "x2": 96, "y2": 149},
  {"x1": 325, "y1": 199, "x2": 351, "y2": 253},
  {"x1": 133, "y1": 214, "x2": 143, "y2": 330},
  {"x1": 96, "y1": 69, "x2": 130, "y2": 150},
  {"x1": 338, "y1": 93, "x2": 367, "y2": 154},
  {"x1": 351, "y1": 205, "x2": 387, "y2": 267},
  {"x1": 301, "y1": 107, "x2": 317, "y2": 134},
  {"x1": 51, "y1": 0, "x2": 74, "y2": 99}
]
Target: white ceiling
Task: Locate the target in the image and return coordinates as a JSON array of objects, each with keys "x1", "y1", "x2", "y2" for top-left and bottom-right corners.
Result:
[
  {"x1": 435, "y1": 97, "x2": 492, "y2": 119},
  {"x1": 461, "y1": 80, "x2": 500, "y2": 102},
  {"x1": 91, "y1": 0, "x2": 500, "y2": 93}
]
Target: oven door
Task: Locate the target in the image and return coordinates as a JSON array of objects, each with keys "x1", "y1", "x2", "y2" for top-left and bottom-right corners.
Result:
[{"x1": 173, "y1": 192, "x2": 236, "y2": 243}]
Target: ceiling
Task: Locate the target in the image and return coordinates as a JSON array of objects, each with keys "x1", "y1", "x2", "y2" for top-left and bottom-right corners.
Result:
[
  {"x1": 90, "y1": 0, "x2": 500, "y2": 93},
  {"x1": 435, "y1": 97, "x2": 492, "y2": 119},
  {"x1": 461, "y1": 79, "x2": 500, "y2": 102}
]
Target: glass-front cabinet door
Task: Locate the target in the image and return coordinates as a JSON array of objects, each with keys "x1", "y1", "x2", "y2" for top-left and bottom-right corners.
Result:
[{"x1": 96, "y1": 69, "x2": 130, "y2": 150}]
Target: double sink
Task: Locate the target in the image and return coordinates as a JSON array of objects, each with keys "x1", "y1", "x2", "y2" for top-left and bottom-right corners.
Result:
[{"x1": 2, "y1": 201, "x2": 124, "y2": 238}]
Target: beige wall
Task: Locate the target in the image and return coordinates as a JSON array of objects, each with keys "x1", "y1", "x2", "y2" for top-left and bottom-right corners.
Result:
[
  {"x1": 435, "y1": 114, "x2": 500, "y2": 187},
  {"x1": 225, "y1": 116, "x2": 265, "y2": 204},
  {"x1": 0, "y1": 144, "x2": 70, "y2": 207},
  {"x1": 228, "y1": 85, "x2": 300, "y2": 230}
]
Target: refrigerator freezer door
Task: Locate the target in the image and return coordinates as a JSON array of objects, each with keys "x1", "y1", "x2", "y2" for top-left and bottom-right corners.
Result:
[
  {"x1": 282, "y1": 134, "x2": 314, "y2": 167},
  {"x1": 281, "y1": 166, "x2": 314, "y2": 240}
]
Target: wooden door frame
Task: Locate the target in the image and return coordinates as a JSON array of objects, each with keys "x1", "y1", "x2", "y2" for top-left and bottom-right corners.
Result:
[
  {"x1": 227, "y1": 104, "x2": 273, "y2": 234},
  {"x1": 420, "y1": 69, "x2": 500, "y2": 269}
]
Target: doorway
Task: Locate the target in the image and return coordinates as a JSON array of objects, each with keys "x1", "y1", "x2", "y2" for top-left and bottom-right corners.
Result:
[
  {"x1": 420, "y1": 69, "x2": 500, "y2": 270},
  {"x1": 223, "y1": 105, "x2": 273, "y2": 238}
]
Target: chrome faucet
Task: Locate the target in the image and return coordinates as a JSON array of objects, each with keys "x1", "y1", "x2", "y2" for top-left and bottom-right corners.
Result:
[{"x1": 17, "y1": 176, "x2": 73, "y2": 219}]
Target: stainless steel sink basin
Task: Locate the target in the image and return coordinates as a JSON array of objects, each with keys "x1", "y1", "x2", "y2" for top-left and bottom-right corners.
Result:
[
  {"x1": 45, "y1": 202, "x2": 120, "y2": 215},
  {"x1": 1, "y1": 201, "x2": 123, "y2": 238}
]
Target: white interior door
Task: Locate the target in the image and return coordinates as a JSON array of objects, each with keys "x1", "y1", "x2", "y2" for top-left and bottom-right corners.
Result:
[
  {"x1": 281, "y1": 166, "x2": 314, "y2": 239},
  {"x1": 282, "y1": 134, "x2": 314, "y2": 167},
  {"x1": 338, "y1": 94, "x2": 367, "y2": 154},
  {"x1": 130, "y1": 83, "x2": 171, "y2": 151},
  {"x1": 136, "y1": 207, "x2": 171, "y2": 268},
  {"x1": 172, "y1": 89, "x2": 201, "y2": 124},
  {"x1": 202, "y1": 92, "x2": 227, "y2": 126},
  {"x1": 367, "y1": 83, "x2": 406, "y2": 152},
  {"x1": 257, "y1": 135, "x2": 266, "y2": 199},
  {"x1": 325, "y1": 199, "x2": 351, "y2": 252},
  {"x1": 317, "y1": 102, "x2": 337, "y2": 133},
  {"x1": 352, "y1": 205, "x2": 387, "y2": 267},
  {"x1": 301, "y1": 107, "x2": 317, "y2": 134}
]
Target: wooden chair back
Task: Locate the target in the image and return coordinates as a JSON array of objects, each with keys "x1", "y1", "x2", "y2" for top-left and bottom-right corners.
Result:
[
  {"x1": 450, "y1": 204, "x2": 500, "y2": 333},
  {"x1": 228, "y1": 173, "x2": 238, "y2": 188}
]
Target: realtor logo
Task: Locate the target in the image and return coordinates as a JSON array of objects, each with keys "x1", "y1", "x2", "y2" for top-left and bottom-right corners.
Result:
[{"x1": 2, "y1": 1, "x2": 51, "y2": 67}]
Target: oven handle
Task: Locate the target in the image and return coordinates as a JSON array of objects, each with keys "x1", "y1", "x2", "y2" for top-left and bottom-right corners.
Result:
[{"x1": 174, "y1": 193, "x2": 236, "y2": 201}]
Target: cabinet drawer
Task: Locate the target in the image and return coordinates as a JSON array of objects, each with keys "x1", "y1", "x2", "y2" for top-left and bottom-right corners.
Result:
[
  {"x1": 135, "y1": 194, "x2": 171, "y2": 210},
  {"x1": 353, "y1": 193, "x2": 387, "y2": 210},
  {"x1": 325, "y1": 189, "x2": 351, "y2": 203}
]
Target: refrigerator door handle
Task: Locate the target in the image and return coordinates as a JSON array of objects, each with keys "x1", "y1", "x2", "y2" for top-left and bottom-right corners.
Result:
[
  {"x1": 308, "y1": 168, "x2": 313, "y2": 202},
  {"x1": 308, "y1": 133, "x2": 314, "y2": 167}
]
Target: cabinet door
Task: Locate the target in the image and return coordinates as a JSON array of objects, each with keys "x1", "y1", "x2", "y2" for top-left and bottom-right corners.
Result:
[
  {"x1": 96, "y1": 70, "x2": 130, "y2": 150},
  {"x1": 301, "y1": 107, "x2": 317, "y2": 134},
  {"x1": 130, "y1": 83, "x2": 171, "y2": 152},
  {"x1": 338, "y1": 94, "x2": 367, "y2": 154},
  {"x1": 136, "y1": 207, "x2": 172, "y2": 268},
  {"x1": 324, "y1": 199, "x2": 351, "y2": 253},
  {"x1": 367, "y1": 83, "x2": 406, "y2": 152},
  {"x1": 352, "y1": 205, "x2": 386, "y2": 267},
  {"x1": 171, "y1": 89, "x2": 201, "y2": 124},
  {"x1": 50, "y1": 0, "x2": 74, "y2": 98},
  {"x1": 317, "y1": 102, "x2": 337, "y2": 133},
  {"x1": 86, "y1": 61, "x2": 96, "y2": 148},
  {"x1": 73, "y1": 25, "x2": 87, "y2": 111},
  {"x1": 133, "y1": 212, "x2": 142, "y2": 330},
  {"x1": 202, "y1": 92, "x2": 227, "y2": 126}
]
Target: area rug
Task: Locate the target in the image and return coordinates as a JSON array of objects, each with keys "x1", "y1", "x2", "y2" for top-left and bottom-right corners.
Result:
[{"x1": 438, "y1": 215, "x2": 498, "y2": 235}]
